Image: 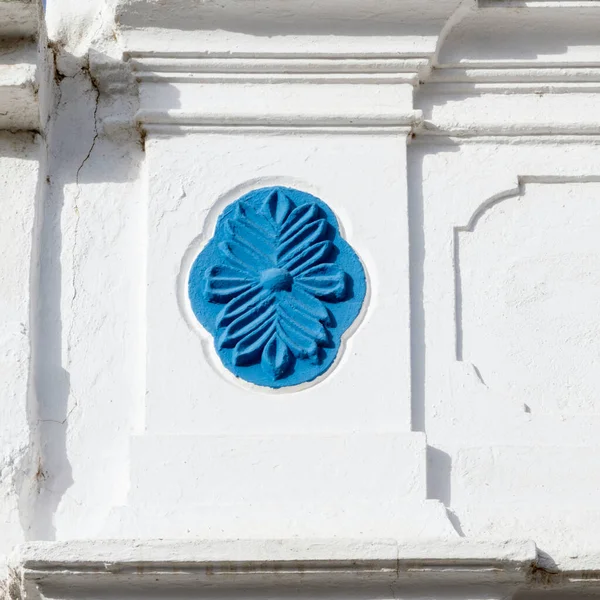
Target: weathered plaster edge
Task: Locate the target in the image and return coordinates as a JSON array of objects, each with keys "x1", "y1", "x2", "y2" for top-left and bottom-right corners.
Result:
[
  {"x1": 14, "y1": 538, "x2": 536, "y2": 570},
  {"x1": 11, "y1": 538, "x2": 538, "y2": 599},
  {"x1": 18, "y1": 539, "x2": 600, "y2": 596}
]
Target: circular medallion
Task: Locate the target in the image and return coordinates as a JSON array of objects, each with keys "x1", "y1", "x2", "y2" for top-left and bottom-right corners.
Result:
[{"x1": 188, "y1": 186, "x2": 366, "y2": 388}]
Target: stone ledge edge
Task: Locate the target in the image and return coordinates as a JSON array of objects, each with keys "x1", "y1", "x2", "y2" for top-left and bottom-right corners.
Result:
[{"x1": 15, "y1": 538, "x2": 537, "y2": 571}]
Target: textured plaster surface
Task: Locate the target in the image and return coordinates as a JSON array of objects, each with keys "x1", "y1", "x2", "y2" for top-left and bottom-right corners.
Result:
[
  {"x1": 5, "y1": 0, "x2": 600, "y2": 594},
  {"x1": 411, "y1": 141, "x2": 600, "y2": 566},
  {"x1": 0, "y1": 133, "x2": 40, "y2": 577},
  {"x1": 32, "y1": 49, "x2": 143, "y2": 546}
]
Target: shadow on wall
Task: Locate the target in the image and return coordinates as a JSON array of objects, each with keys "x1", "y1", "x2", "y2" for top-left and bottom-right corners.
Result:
[
  {"x1": 0, "y1": 131, "x2": 47, "y2": 546},
  {"x1": 407, "y1": 140, "x2": 460, "y2": 432},
  {"x1": 426, "y1": 446, "x2": 465, "y2": 537},
  {"x1": 438, "y1": 8, "x2": 600, "y2": 64},
  {"x1": 29, "y1": 47, "x2": 146, "y2": 539},
  {"x1": 408, "y1": 140, "x2": 465, "y2": 537},
  {"x1": 114, "y1": 0, "x2": 453, "y2": 35}
]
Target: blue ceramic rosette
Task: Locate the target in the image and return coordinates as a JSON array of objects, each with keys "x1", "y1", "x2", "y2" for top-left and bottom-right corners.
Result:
[{"x1": 188, "y1": 186, "x2": 366, "y2": 388}]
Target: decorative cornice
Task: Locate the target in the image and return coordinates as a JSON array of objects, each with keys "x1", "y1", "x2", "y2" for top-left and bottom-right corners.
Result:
[
  {"x1": 19, "y1": 539, "x2": 600, "y2": 598},
  {"x1": 128, "y1": 53, "x2": 430, "y2": 84},
  {"x1": 116, "y1": 0, "x2": 465, "y2": 36},
  {"x1": 109, "y1": 0, "x2": 600, "y2": 136},
  {"x1": 0, "y1": 0, "x2": 39, "y2": 38},
  {"x1": 428, "y1": 66, "x2": 600, "y2": 85},
  {"x1": 0, "y1": 0, "x2": 44, "y2": 130},
  {"x1": 15, "y1": 539, "x2": 538, "y2": 600},
  {"x1": 480, "y1": 0, "x2": 600, "y2": 6},
  {"x1": 129, "y1": 51, "x2": 422, "y2": 130}
]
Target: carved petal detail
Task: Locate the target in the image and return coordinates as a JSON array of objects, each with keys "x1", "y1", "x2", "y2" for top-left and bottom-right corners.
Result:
[{"x1": 189, "y1": 186, "x2": 366, "y2": 388}]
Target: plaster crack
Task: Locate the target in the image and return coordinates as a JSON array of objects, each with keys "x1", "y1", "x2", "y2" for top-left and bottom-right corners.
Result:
[
  {"x1": 49, "y1": 41, "x2": 66, "y2": 113},
  {"x1": 67, "y1": 62, "x2": 100, "y2": 365},
  {"x1": 74, "y1": 65, "x2": 99, "y2": 194},
  {"x1": 38, "y1": 403, "x2": 77, "y2": 426}
]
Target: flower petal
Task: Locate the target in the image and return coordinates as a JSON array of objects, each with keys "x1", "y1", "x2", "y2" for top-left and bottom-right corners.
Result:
[
  {"x1": 288, "y1": 285, "x2": 330, "y2": 322},
  {"x1": 235, "y1": 201, "x2": 275, "y2": 237},
  {"x1": 225, "y1": 218, "x2": 276, "y2": 264},
  {"x1": 295, "y1": 264, "x2": 348, "y2": 301},
  {"x1": 216, "y1": 285, "x2": 271, "y2": 327},
  {"x1": 278, "y1": 293, "x2": 329, "y2": 345},
  {"x1": 276, "y1": 321, "x2": 319, "y2": 361},
  {"x1": 277, "y1": 219, "x2": 328, "y2": 263},
  {"x1": 218, "y1": 304, "x2": 277, "y2": 349},
  {"x1": 218, "y1": 239, "x2": 272, "y2": 272},
  {"x1": 261, "y1": 331, "x2": 293, "y2": 380},
  {"x1": 233, "y1": 322, "x2": 277, "y2": 366},
  {"x1": 283, "y1": 240, "x2": 334, "y2": 276},
  {"x1": 280, "y1": 203, "x2": 322, "y2": 242},
  {"x1": 262, "y1": 189, "x2": 292, "y2": 228},
  {"x1": 204, "y1": 265, "x2": 256, "y2": 303}
]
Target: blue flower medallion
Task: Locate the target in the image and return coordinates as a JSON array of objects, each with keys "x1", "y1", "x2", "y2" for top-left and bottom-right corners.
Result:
[{"x1": 188, "y1": 186, "x2": 366, "y2": 388}]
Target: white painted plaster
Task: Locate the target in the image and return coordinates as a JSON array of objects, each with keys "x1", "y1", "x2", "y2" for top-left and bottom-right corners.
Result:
[
  {"x1": 5, "y1": 0, "x2": 600, "y2": 597},
  {"x1": 0, "y1": 133, "x2": 41, "y2": 577}
]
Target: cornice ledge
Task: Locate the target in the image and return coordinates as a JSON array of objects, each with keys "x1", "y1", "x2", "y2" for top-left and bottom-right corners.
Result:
[
  {"x1": 0, "y1": 0, "x2": 45, "y2": 131},
  {"x1": 116, "y1": 1, "x2": 467, "y2": 63},
  {"x1": 135, "y1": 111, "x2": 423, "y2": 132},
  {"x1": 129, "y1": 51, "x2": 424, "y2": 131},
  {"x1": 127, "y1": 53, "x2": 430, "y2": 85},
  {"x1": 15, "y1": 538, "x2": 537, "y2": 599},
  {"x1": 480, "y1": 0, "x2": 600, "y2": 6},
  {"x1": 115, "y1": 0, "x2": 465, "y2": 37},
  {"x1": 0, "y1": 0, "x2": 39, "y2": 38}
]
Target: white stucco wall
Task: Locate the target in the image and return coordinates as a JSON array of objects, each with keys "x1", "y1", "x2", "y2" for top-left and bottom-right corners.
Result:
[{"x1": 3, "y1": 0, "x2": 600, "y2": 598}]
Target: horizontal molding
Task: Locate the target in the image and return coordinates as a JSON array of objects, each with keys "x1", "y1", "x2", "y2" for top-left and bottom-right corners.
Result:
[
  {"x1": 0, "y1": 40, "x2": 39, "y2": 130},
  {"x1": 136, "y1": 110, "x2": 423, "y2": 129},
  {"x1": 16, "y1": 538, "x2": 537, "y2": 598},
  {"x1": 480, "y1": 0, "x2": 600, "y2": 6},
  {"x1": 132, "y1": 58, "x2": 418, "y2": 128},
  {"x1": 141, "y1": 124, "x2": 416, "y2": 136},
  {"x1": 128, "y1": 54, "x2": 430, "y2": 86},
  {"x1": 17, "y1": 538, "x2": 537, "y2": 568},
  {"x1": 135, "y1": 72, "x2": 419, "y2": 84},
  {"x1": 116, "y1": 1, "x2": 464, "y2": 33},
  {"x1": 128, "y1": 54, "x2": 431, "y2": 73},
  {"x1": 412, "y1": 133, "x2": 600, "y2": 144},
  {"x1": 419, "y1": 121, "x2": 600, "y2": 136},
  {"x1": 0, "y1": 0, "x2": 39, "y2": 37},
  {"x1": 429, "y1": 66, "x2": 600, "y2": 84},
  {"x1": 18, "y1": 538, "x2": 600, "y2": 594}
]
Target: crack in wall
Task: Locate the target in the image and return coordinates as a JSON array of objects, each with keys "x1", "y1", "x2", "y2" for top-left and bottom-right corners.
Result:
[
  {"x1": 31, "y1": 50, "x2": 102, "y2": 542},
  {"x1": 66, "y1": 59, "x2": 100, "y2": 370}
]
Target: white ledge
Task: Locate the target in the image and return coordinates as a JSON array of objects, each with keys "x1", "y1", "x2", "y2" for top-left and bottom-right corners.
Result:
[
  {"x1": 17, "y1": 538, "x2": 538, "y2": 568},
  {"x1": 22, "y1": 538, "x2": 600, "y2": 598},
  {"x1": 115, "y1": 0, "x2": 464, "y2": 32},
  {"x1": 0, "y1": 0, "x2": 39, "y2": 37},
  {"x1": 16, "y1": 538, "x2": 537, "y2": 600},
  {"x1": 129, "y1": 51, "x2": 421, "y2": 130},
  {"x1": 480, "y1": 0, "x2": 600, "y2": 6},
  {"x1": 135, "y1": 110, "x2": 423, "y2": 129},
  {"x1": 0, "y1": 7, "x2": 42, "y2": 130}
]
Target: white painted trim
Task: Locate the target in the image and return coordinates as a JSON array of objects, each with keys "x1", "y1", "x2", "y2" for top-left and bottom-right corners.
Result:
[
  {"x1": 136, "y1": 110, "x2": 423, "y2": 128},
  {"x1": 480, "y1": 0, "x2": 600, "y2": 6},
  {"x1": 0, "y1": 5, "x2": 42, "y2": 130},
  {"x1": 15, "y1": 539, "x2": 538, "y2": 600}
]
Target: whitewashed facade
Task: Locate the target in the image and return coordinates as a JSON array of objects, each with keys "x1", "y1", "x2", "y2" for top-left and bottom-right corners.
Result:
[{"x1": 2, "y1": 0, "x2": 600, "y2": 598}]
